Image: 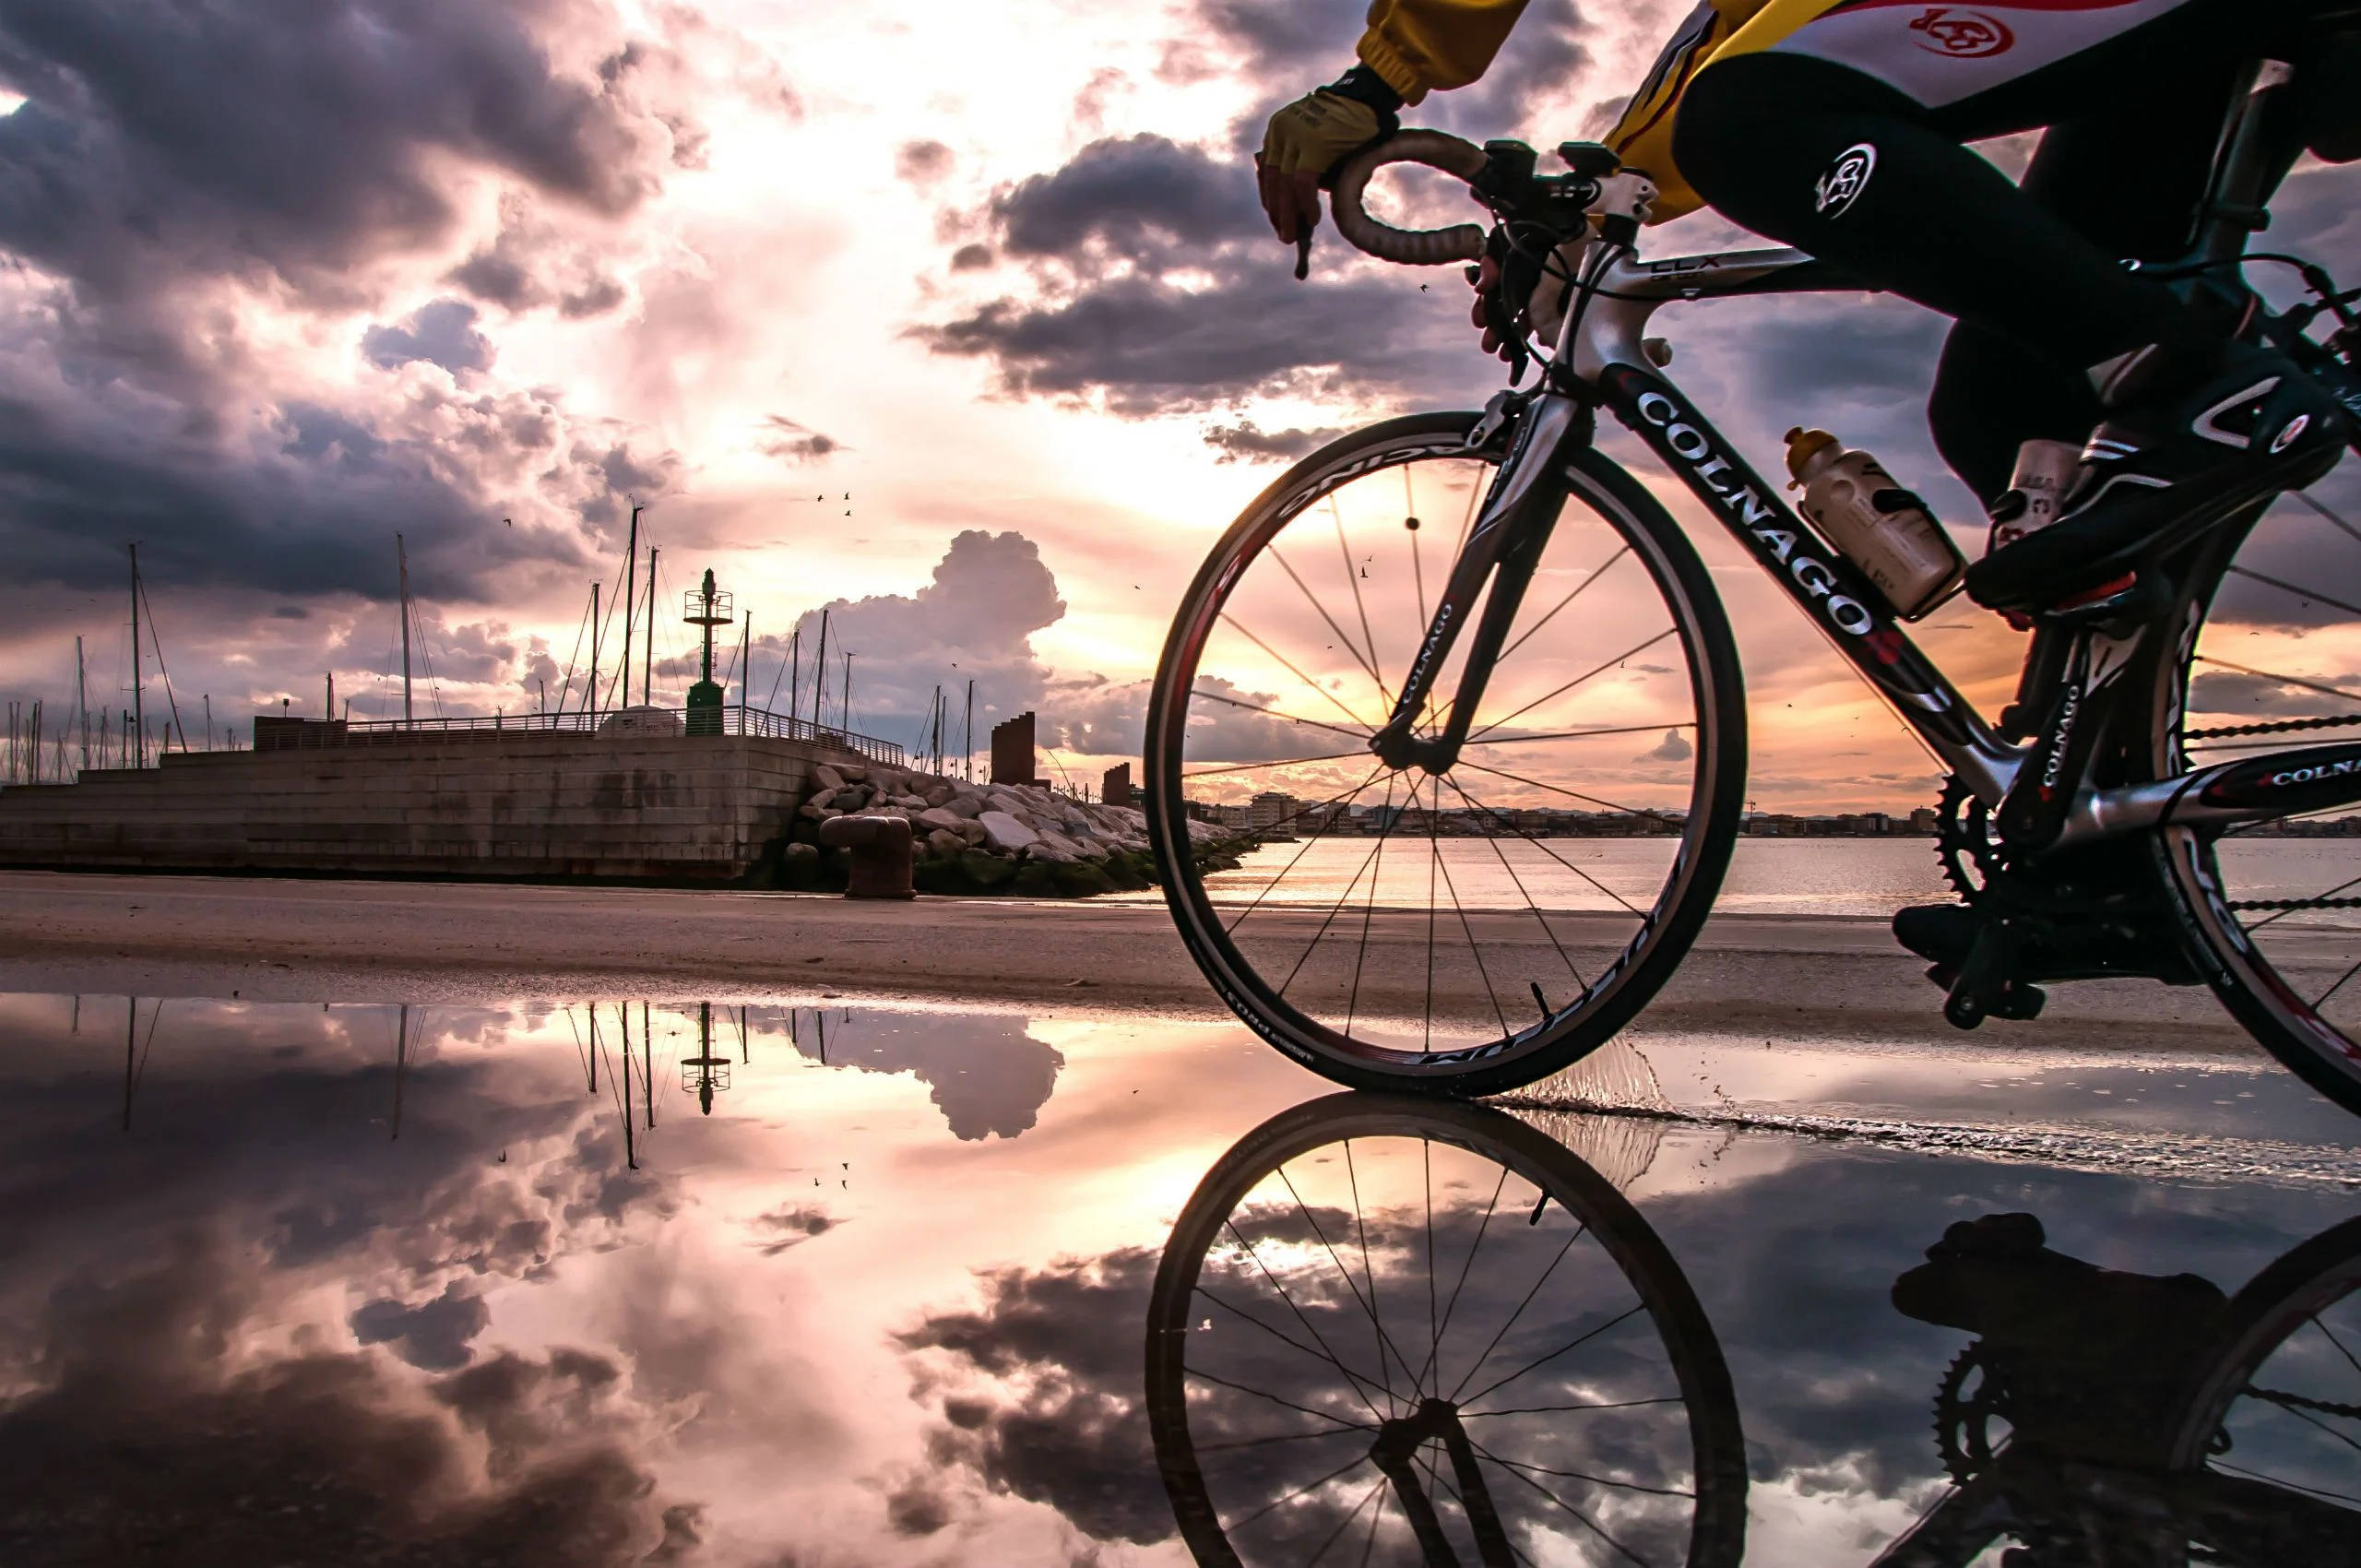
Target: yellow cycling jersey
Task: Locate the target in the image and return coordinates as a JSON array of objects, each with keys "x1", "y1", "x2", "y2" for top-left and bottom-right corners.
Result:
[{"x1": 1357, "y1": 0, "x2": 1828, "y2": 220}]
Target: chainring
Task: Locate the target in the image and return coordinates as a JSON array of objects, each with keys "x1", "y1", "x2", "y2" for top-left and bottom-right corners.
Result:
[
  {"x1": 1934, "y1": 776, "x2": 2008, "y2": 905},
  {"x1": 1934, "y1": 1342, "x2": 2011, "y2": 1483}
]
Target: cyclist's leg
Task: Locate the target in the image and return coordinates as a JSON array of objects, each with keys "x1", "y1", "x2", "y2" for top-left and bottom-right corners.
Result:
[{"x1": 1926, "y1": 49, "x2": 2252, "y2": 505}]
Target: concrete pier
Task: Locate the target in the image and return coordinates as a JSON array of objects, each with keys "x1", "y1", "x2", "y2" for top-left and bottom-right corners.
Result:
[{"x1": 0, "y1": 731, "x2": 875, "y2": 884}]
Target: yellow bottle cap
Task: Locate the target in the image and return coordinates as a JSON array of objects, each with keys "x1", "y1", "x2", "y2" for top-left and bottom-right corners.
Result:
[{"x1": 1784, "y1": 427, "x2": 1839, "y2": 485}]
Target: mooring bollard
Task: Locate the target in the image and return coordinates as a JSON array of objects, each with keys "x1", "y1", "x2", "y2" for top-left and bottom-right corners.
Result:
[{"x1": 817, "y1": 814, "x2": 916, "y2": 899}]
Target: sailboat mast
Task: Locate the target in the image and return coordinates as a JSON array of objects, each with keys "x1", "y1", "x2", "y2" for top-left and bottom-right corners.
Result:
[
  {"x1": 587, "y1": 582, "x2": 601, "y2": 722},
  {"x1": 813, "y1": 611, "x2": 829, "y2": 730},
  {"x1": 619, "y1": 505, "x2": 641, "y2": 709},
  {"x1": 643, "y1": 545, "x2": 657, "y2": 706},
  {"x1": 75, "y1": 636, "x2": 88, "y2": 771},
  {"x1": 128, "y1": 543, "x2": 144, "y2": 766},
  {"x1": 397, "y1": 534, "x2": 414, "y2": 728}
]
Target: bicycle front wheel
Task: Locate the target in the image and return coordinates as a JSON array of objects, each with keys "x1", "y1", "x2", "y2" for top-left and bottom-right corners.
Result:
[{"x1": 1145, "y1": 411, "x2": 1746, "y2": 1097}]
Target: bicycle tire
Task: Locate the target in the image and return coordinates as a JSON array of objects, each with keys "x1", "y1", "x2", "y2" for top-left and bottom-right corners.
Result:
[
  {"x1": 1144, "y1": 1091, "x2": 1750, "y2": 1567},
  {"x1": 2170, "y1": 1213, "x2": 2361, "y2": 1469},
  {"x1": 2134, "y1": 511, "x2": 2361, "y2": 1117},
  {"x1": 1144, "y1": 412, "x2": 1748, "y2": 1097}
]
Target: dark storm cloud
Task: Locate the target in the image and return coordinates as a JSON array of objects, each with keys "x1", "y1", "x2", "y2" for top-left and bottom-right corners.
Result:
[
  {"x1": 0, "y1": 0, "x2": 672, "y2": 604},
  {"x1": 363, "y1": 298, "x2": 497, "y2": 376},
  {"x1": 918, "y1": 0, "x2": 1598, "y2": 417},
  {"x1": 0, "y1": 0, "x2": 650, "y2": 303},
  {"x1": 351, "y1": 1278, "x2": 493, "y2": 1370},
  {"x1": 917, "y1": 135, "x2": 1477, "y2": 412}
]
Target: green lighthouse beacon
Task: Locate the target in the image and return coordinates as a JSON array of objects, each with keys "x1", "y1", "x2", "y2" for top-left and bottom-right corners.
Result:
[{"x1": 683, "y1": 568, "x2": 733, "y2": 736}]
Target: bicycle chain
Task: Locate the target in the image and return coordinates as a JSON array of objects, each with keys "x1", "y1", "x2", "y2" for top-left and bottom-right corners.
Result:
[
  {"x1": 2185, "y1": 710, "x2": 2361, "y2": 741},
  {"x1": 2225, "y1": 896, "x2": 2361, "y2": 911}
]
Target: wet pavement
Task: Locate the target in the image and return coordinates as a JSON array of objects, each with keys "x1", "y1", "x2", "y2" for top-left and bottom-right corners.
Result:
[{"x1": 0, "y1": 991, "x2": 2355, "y2": 1565}]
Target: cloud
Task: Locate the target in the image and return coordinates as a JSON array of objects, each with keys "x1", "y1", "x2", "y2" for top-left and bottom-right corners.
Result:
[
  {"x1": 765, "y1": 529, "x2": 1069, "y2": 746},
  {"x1": 363, "y1": 298, "x2": 496, "y2": 376},
  {"x1": 1203, "y1": 419, "x2": 1344, "y2": 463},
  {"x1": 1635, "y1": 727, "x2": 1692, "y2": 763},
  {"x1": 0, "y1": 0, "x2": 677, "y2": 614},
  {"x1": 0, "y1": 0, "x2": 654, "y2": 308},
  {"x1": 351, "y1": 1278, "x2": 492, "y2": 1370},
  {"x1": 756, "y1": 414, "x2": 843, "y2": 464},
  {"x1": 896, "y1": 137, "x2": 955, "y2": 185}
]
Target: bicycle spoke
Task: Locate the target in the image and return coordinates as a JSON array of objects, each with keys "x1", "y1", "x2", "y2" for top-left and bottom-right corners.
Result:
[
  {"x1": 2227, "y1": 565, "x2": 2361, "y2": 624},
  {"x1": 1467, "y1": 1443, "x2": 1696, "y2": 1500},
  {"x1": 2296, "y1": 490, "x2": 2361, "y2": 545},
  {"x1": 1195, "y1": 671, "x2": 1375, "y2": 739},
  {"x1": 1185, "y1": 748, "x2": 1373, "y2": 781},
  {"x1": 1453, "y1": 757, "x2": 1674, "y2": 825},
  {"x1": 1425, "y1": 774, "x2": 1442, "y2": 1051},
  {"x1": 1225, "y1": 766, "x2": 1388, "y2": 937},
  {"x1": 2209, "y1": 1457, "x2": 2361, "y2": 1508},
  {"x1": 1466, "y1": 628, "x2": 1678, "y2": 744},
  {"x1": 1357, "y1": 1477, "x2": 1387, "y2": 1568},
  {"x1": 1498, "y1": 545, "x2": 1631, "y2": 663},
  {"x1": 2310, "y1": 1313, "x2": 2361, "y2": 1382},
  {"x1": 1194, "y1": 1426, "x2": 1372, "y2": 1455},
  {"x1": 1219, "y1": 1222, "x2": 1394, "y2": 1420},
  {"x1": 1425, "y1": 1140, "x2": 1440, "y2": 1402},
  {"x1": 1344, "y1": 775, "x2": 1394, "y2": 1037},
  {"x1": 2313, "y1": 954, "x2": 2361, "y2": 1011},
  {"x1": 1463, "y1": 720, "x2": 1693, "y2": 751},
  {"x1": 1473, "y1": 1446, "x2": 1661, "y2": 1568},
  {"x1": 1227, "y1": 1452, "x2": 1379, "y2": 1533},
  {"x1": 1197, "y1": 1279, "x2": 1391, "y2": 1406},
  {"x1": 2193, "y1": 655, "x2": 2361, "y2": 712},
  {"x1": 1453, "y1": 780, "x2": 1591, "y2": 993},
  {"x1": 1299, "y1": 1475, "x2": 1391, "y2": 1566},
  {"x1": 1446, "y1": 774, "x2": 1645, "y2": 920},
  {"x1": 1436, "y1": 826, "x2": 1513, "y2": 1040},
  {"x1": 1271, "y1": 546, "x2": 1394, "y2": 706},
  {"x1": 1456, "y1": 1397, "x2": 1682, "y2": 1418},
  {"x1": 1344, "y1": 1140, "x2": 1400, "y2": 1408},
  {"x1": 1184, "y1": 1366, "x2": 1382, "y2": 1433},
  {"x1": 1407, "y1": 464, "x2": 1430, "y2": 635},
  {"x1": 1414, "y1": 1165, "x2": 1512, "y2": 1396},
  {"x1": 1460, "y1": 1302, "x2": 1647, "y2": 1410},
  {"x1": 1276, "y1": 1162, "x2": 1424, "y2": 1408},
  {"x1": 1334, "y1": 497, "x2": 1394, "y2": 710},
  {"x1": 1446, "y1": 1221, "x2": 1594, "y2": 1404},
  {"x1": 1277, "y1": 781, "x2": 1404, "y2": 997}
]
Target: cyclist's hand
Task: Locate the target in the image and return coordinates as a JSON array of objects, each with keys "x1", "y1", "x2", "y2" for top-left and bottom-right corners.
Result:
[
  {"x1": 1469, "y1": 254, "x2": 1513, "y2": 362},
  {"x1": 1468, "y1": 239, "x2": 1576, "y2": 365},
  {"x1": 1256, "y1": 89, "x2": 1387, "y2": 245}
]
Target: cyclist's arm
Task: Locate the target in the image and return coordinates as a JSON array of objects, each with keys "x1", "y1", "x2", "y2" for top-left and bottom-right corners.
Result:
[{"x1": 1355, "y1": 0, "x2": 1535, "y2": 103}]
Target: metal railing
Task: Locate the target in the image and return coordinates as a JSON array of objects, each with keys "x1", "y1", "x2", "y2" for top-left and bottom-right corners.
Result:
[{"x1": 253, "y1": 705, "x2": 906, "y2": 766}]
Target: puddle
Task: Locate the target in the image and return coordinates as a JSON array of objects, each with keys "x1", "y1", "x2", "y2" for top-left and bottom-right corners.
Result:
[{"x1": 0, "y1": 992, "x2": 2354, "y2": 1563}]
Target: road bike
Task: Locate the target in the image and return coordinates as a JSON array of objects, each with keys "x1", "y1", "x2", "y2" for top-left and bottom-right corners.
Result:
[
  {"x1": 1143, "y1": 42, "x2": 2361, "y2": 1103},
  {"x1": 1143, "y1": 1093, "x2": 2361, "y2": 1565}
]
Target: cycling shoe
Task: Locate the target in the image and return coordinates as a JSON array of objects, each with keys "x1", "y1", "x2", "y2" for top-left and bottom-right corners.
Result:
[
  {"x1": 1892, "y1": 899, "x2": 2201, "y2": 985},
  {"x1": 1965, "y1": 341, "x2": 2347, "y2": 614}
]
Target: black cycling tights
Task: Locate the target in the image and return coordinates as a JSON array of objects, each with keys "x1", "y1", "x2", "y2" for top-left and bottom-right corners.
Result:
[{"x1": 1673, "y1": 0, "x2": 2284, "y2": 502}]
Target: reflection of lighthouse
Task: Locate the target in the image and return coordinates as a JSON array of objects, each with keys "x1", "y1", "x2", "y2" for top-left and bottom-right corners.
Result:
[{"x1": 680, "y1": 1000, "x2": 730, "y2": 1115}]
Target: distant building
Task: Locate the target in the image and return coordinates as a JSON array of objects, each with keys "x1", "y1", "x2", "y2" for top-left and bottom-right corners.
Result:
[
  {"x1": 1101, "y1": 762, "x2": 1138, "y2": 808},
  {"x1": 990, "y1": 712, "x2": 1050, "y2": 789},
  {"x1": 1249, "y1": 791, "x2": 1302, "y2": 832}
]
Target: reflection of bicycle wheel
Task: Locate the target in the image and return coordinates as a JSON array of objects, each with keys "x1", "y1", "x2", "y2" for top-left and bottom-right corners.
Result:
[
  {"x1": 2171, "y1": 1213, "x2": 2361, "y2": 1546},
  {"x1": 1145, "y1": 1093, "x2": 1746, "y2": 1566}
]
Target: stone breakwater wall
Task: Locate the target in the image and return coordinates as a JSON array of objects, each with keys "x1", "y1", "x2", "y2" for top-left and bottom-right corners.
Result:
[{"x1": 780, "y1": 761, "x2": 1240, "y2": 897}]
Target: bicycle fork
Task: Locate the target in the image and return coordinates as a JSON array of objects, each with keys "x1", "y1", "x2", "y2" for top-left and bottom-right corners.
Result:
[{"x1": 1370, "y1": 393, "x2": 1585, "y2": 776}]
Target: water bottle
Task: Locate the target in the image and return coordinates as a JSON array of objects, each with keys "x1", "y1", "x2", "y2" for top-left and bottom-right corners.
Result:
[{"x1": 1783, "y1": 428, "x2": 1967, "y2": 620}]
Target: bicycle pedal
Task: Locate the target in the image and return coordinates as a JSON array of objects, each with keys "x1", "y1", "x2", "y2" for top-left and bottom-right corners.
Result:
[{"x1": 1941, "y1": 918, "x2": 2044, "y2": 1030}]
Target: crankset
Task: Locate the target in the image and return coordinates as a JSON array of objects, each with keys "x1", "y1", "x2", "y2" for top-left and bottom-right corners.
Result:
[{"x1": 1920, "y1": 778, "x2": 2202, "y2": 1028}]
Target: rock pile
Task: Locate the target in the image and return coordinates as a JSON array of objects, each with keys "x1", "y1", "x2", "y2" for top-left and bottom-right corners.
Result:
[{"x1": 772, "y1": 760, "x2": 1240, "y2": 897}]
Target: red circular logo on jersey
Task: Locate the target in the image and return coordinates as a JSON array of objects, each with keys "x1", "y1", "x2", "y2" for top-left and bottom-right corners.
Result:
[{"x1": 1908, "y1": 6, "x2": 2015, "y2": 55}]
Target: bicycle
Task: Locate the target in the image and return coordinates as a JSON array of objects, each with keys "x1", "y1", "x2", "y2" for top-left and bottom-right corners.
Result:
[
  {"x1": 1143, "y1": 1094, "x2": 2361, "y2": 1565},
  {"x1": 1143, "y1": 41, "x2": 2361, "y2": 1103}
]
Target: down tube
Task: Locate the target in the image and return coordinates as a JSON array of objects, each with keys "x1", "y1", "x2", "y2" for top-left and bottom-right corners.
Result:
[{"x1": 1594, "y1": 364, "x2": 2006, "y2": 782}]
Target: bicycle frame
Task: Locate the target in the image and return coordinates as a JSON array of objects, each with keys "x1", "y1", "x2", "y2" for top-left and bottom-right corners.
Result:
[{"x1": 1378, "y1": 57, "x2": 2361, "y2": 856}]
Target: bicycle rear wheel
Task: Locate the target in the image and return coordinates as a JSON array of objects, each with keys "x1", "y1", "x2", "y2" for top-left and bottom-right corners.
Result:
[
  {"x1": 2137, "y1": 491, "x2": 2361, "y2": 1116},
  {"x1": 1145, "y1": 411, "x2": 1745, "y2": 1097}
]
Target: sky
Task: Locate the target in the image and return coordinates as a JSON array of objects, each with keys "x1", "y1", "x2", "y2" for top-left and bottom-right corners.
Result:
[{"x1": 0, "y1": 0, "x2": 2355, "y2": 812}]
